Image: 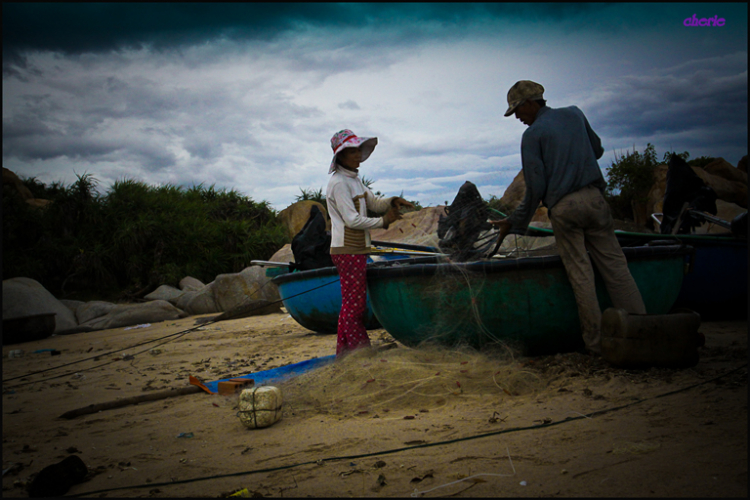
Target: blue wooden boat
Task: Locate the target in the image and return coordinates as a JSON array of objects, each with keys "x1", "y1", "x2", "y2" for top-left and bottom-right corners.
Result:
[
  {"x1": 272, "y1": 265, "x2": 379, "y2": 333},
  {"x1": 270, "y1": 244, "x2": 439, "y2": 333},
  {"x1": 366, "y1": 244, "x2": 694, "y2": 354}
]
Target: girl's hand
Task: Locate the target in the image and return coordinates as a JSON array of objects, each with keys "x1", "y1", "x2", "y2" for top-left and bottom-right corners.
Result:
[
  {"x1": 391, "y1": 197, "x2": 415, "y2": 210},
  {"x1": 382, "y1": 206, "x2": 403, "y2": 229}
]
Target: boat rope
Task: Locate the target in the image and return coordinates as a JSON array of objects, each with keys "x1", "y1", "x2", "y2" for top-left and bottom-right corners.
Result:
[
  {"x1": 67, "y1": 362, "x2": 748, "y2": 497},
  {"x1": 3, "y1": 277, "x2": 341, "y2": 389}
]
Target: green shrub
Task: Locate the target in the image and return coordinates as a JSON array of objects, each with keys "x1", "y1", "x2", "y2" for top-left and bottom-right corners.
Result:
[
  {"x1": 2, "y1": 175, "x2": 288, "y2": 301},
  {"x1": 605, "y1": 144, "x2": 659, "y2": 221}
]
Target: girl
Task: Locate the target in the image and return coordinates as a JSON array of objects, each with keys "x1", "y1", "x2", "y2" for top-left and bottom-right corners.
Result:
[{"x1": 326, "y1": 129, "x2": 414, "y2": 357}]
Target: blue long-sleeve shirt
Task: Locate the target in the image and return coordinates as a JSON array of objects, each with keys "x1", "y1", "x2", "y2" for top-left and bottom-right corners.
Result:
[{"x1": 508, "y1": 105, "x2": 607, "y2": 232}]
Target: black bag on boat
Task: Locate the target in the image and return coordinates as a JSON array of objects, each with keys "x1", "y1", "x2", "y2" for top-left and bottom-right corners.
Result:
[
  {"x1": 660, "y1": 154, "x2": 718, "y2": 235},
  {"x1": 289, "y1": 205, "x2": 334, "y2": 272},
  {"x1": 437, "y1": 181, "x2": 492, "y2": 261}
]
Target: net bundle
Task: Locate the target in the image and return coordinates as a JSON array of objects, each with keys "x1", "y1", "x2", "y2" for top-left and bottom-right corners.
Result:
[{"x1": 279, "y1": 344, "x2": 544, "y2": 417}]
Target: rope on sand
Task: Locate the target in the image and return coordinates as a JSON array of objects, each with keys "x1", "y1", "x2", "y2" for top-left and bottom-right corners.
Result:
[{"x1": 67, "y1": 362, "x2": 747, "y2": 497}]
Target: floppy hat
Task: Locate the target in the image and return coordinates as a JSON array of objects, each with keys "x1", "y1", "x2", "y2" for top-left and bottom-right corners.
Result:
[
  {"x1": 504, "y1": 80, "x2": 545, "y2": 117},
  {"x1": 329, "y1": 129, "x2": 378, "y2": 173}
]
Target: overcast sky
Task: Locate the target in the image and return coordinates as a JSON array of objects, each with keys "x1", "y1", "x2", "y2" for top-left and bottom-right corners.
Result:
[{"x1": 3, "y1": 3, "x2": 747, "y2": 210}]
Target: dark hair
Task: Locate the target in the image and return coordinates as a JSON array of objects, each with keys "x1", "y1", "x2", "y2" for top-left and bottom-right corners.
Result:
[{"x1": 533, "y1": 98, "x2": 546, "y2": 107}]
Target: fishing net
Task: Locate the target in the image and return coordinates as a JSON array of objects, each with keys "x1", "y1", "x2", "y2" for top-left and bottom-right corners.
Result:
[
  {"x1": 278, "y1": 182, "x2": 559, "y2": 416},
  {"x1": 278, "y1": 343, "x2": 545, "y2": 417},
  {"x1": 436, "y1": 181, "x2": 558, "y2": 261}
]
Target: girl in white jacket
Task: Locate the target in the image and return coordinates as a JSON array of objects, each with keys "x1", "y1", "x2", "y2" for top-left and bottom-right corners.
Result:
[{"x1": 326, "y1": 129, "x2": 413, "y2": 357}]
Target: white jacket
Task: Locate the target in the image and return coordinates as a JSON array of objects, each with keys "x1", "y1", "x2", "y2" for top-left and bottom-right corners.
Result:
[{"x1": 326, "y1": 167, "x2": 393, "y2": 255}]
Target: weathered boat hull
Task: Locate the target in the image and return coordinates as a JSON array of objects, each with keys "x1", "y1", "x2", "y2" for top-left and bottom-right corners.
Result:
[
  {"x1": 270, "y1": 251, "x2": 433, "y2": 334},
  {"x1": 272, "y1": 266, "x2": 381, "y2": 333},
  {"x1": 367, "y1": 245, "x2": 693, "y2": 354}
]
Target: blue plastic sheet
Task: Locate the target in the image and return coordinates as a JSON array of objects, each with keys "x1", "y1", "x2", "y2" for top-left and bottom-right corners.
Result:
[{"x1": 202, "y1": 354, "x2": 336, "y2": 393}]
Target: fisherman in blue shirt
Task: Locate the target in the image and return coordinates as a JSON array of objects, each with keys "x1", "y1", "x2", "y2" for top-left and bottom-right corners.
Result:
[{"x1": 490, "y1": 81, "x2": 646, "y2": 355}]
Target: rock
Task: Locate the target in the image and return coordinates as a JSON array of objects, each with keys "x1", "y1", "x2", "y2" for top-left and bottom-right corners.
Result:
[
  {"x1": 499, "y1": 170, "x2": 527, "y2": 211},
  {"x1": 25, "y1": 199, "x2": 53, "y2": 209},
  {"x1": 278, "y1": 200, "x2": 330, "y2": 240},
  {"x1": 243, "y1": 266, "x2": 281, "y2": 303},
  {"x1": 370, "y1": 207, "x2": 446, "y2": 247},
  {"x1": 75, "y1": 301, "x2": 117, "y2": 325},
  {"x1": 175, "y1": 284, "x2": 220, "y2": 315},
  {"x1": 269, "y1": 244, "x2": 294, "y2": 264},
  {"x1": 737, "y1": 155, "x2": 747, "y2": 174},
  {"x1": 2, "y1": 168, "x2": 35, "y2": 200},
  {"x1": 2, "y1": 278, "x2": 78, "y2": 333},
  {"x1": 3, "y1": 167, "x2": 52, "y2": 209},
  {"x1": 702, "y1": 158, "x2": 747, "y2": 185},
  {"x1": 649, "y1": 162, "x2": 749, "y2": 220},
  {"x1": 60, "y1": 300, "x2": 85, "y2": 314},
  {"x1": 195, "y1": 298, "x2": 281, "y2": 325},
  {"x1": 496, "y1": 170, "x2": 551, "y2": 224},
  {"x1": 80, "y1": 300, "x2": 188, "y2": 330},
  {"x1": 692, "y1": 167, "x2": 747, "y2": 208},
  {"x1": 144, "y1": 284, "x2": 185, "y2": 304},
  {"x1": 213, "y1": 266, "x2": 281, "y2": 313},
  {"x1": 179, "y1": 276, "x2": 205, "y2": 292}
]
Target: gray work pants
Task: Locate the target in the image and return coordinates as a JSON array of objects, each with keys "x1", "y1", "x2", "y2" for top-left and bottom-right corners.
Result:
[{"x1": 549, "y1": 185, "x2": 647, "y2": 353}]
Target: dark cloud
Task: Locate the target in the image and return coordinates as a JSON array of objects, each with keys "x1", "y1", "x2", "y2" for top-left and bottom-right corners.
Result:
[
  {"x1": 1, "y1": 3, "x2": 609, "y2": 60},
  {"x1": 338, "y1": 100, "x2": 360, "y2": 110},
  {"x1": 588, "y1": 52, "x2": 747, "y2": 154}
]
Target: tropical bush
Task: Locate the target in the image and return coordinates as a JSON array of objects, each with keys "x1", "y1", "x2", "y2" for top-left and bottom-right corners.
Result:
[
  {"x1": 2, "y1": 175, "x2": 288, "y2": 301},
  {"x1": 604, "y1": 144, "x2": 694, "y2": 221}
]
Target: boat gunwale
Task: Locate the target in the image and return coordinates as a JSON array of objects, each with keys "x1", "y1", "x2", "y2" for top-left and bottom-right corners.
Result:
[
  {"x1": 271, "y1": 256, "x2": 440, "y2": 285},
  {"x1": 272, "y1": 245, "x2": 693, "y2": 284},
  {"x1": 367, "y1": 244, "x2": 693, "y2": 279},
  {"x1": 514, "y1": 222, "x2": 742, "y2": 242}
]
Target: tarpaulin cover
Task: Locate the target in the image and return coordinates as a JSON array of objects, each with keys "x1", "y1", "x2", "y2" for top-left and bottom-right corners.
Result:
[{"x1": 190, "y1": 354, "x2": 336, "y2": 394}]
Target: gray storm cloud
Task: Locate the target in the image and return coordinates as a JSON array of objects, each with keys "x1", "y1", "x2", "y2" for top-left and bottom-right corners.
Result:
[{"x1": 2, "y1": 3, "x2": 747, "y2": 209}]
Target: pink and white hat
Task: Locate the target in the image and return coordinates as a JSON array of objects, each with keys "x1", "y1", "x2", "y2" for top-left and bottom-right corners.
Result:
[{"x1": 329, "y1": 129, "x2": 378, "y2": 173}]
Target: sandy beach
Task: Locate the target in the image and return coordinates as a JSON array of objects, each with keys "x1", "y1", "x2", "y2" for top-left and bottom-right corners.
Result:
[{"x1": 2, "y1": 311, "x2": 747, "y2": 498}]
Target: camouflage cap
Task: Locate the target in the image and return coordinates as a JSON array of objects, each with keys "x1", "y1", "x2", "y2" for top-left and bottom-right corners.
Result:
[{"x1": 504, "y1": 80, "x2": 545, "y2": 117}]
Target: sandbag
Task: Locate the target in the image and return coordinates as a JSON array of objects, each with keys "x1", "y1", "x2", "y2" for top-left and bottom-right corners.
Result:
[{"x1": 237, "y1": 386, "x2": 283, "y2": 429}]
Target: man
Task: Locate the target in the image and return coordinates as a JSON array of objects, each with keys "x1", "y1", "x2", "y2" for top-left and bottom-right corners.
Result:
[{"x1": 490, "y1": 80, "x2": 646, "y2": 355}]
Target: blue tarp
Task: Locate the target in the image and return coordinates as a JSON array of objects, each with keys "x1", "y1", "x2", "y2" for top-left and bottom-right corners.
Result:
[{"x1": 202, "y1": 354, "x2": 336, "y2": 393}]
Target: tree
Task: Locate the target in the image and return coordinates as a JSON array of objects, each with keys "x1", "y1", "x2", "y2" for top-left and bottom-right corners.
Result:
[{"x1": 604, "y1": 144, "x2": 663, "y2": 221}]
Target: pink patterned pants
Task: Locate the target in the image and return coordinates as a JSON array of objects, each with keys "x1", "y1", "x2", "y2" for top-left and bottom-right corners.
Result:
[{"x1": 331, "y1": 254, "x2": 371, "y2": 357}]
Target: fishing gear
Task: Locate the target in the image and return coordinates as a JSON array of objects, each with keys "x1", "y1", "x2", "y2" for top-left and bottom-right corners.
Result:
[{"x1": 437, "y1": 181, "x2": 493, "y2": 261}]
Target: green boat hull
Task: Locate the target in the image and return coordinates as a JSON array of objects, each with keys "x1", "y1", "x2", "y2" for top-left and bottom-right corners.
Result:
[{"x1": 367, "y1": 245, "x2": 692, "y2": 354}]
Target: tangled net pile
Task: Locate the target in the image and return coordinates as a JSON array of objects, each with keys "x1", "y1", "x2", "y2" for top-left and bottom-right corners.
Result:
[
  {"x1": 277, "y1": 183, "x2": 566, "y2": 417},
  {"x1": 279, "y1": 344, "x2": 545, "y2": 417}
]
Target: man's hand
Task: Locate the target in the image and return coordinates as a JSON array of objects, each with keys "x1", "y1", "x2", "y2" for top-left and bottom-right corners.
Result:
[
  {"x1": 488, "y1": 218, "x2": 513, "y2": 247},
  {"x1": 391, "y1": 197, "x2": 415, "y2": 211}
]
